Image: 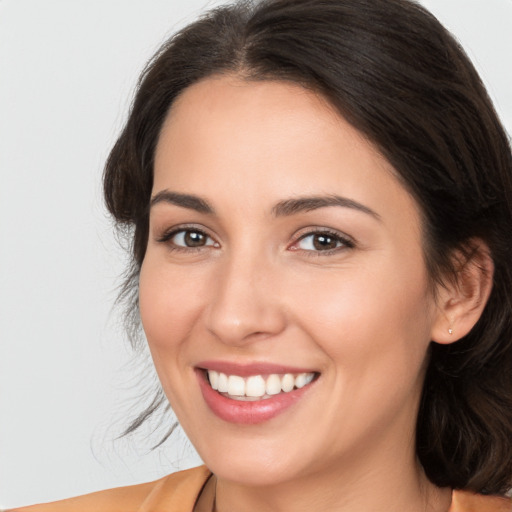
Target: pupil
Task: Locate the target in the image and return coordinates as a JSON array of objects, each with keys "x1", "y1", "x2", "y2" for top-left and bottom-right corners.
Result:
[
  {"x1": 185, "y1": 231, "x2": 205, "y2": 247},
  {"x1": 313, "y1": 234, "x2": 337, "y2": 250}
]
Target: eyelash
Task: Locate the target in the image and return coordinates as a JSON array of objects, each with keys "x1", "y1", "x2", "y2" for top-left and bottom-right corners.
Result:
[
  {"x1": 156, "y1": 226, "x2": 355, "y2": 255},
  {"x1": 290, "y1": 228, "x2": 355, "y2": 256},
  {"x1": 156, "y1": 225, "x2": 217, "y2": 252}
]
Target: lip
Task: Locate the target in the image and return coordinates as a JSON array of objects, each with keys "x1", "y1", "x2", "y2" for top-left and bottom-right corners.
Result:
[
  {"x1": 195, "y1": 363, "x2": 318, "y2": 425},
  {"x1": 196, "y1": 360, "x2": 316, "y2": 377}
]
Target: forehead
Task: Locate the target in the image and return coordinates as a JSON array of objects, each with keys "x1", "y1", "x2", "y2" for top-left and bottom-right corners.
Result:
[
  {"x1": 153, "y1": 76, "x2": 419, "y2": 225},
  {"x1": 157, "y1": 76, "x2": 349, "y2": 170}
]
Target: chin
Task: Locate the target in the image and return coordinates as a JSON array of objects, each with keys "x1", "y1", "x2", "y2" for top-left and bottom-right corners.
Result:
[
  {"x1": 192, "y1": 427, "x2": 328, "y2": 488},
  {"x1": 206, "y1": 454, "x2": 303, "y2": 487}
]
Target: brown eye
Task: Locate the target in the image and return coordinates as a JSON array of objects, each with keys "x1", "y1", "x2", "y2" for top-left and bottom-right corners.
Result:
[
  {"x1": 293, "y1": 230, "x2": 353, "y2": 253},
  {"x1": 184, "y1": 231, "x2": 207, "y2": 247},
  {"x1": 168, "y1": 229, "x2": 216, "y2": 249},
  {"x1": 312, "y1": 234, "x2": 339, "y2": 250}
]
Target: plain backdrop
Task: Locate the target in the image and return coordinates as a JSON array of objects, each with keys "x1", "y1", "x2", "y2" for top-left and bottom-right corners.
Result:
[{"x1": 0, "y1": 0, "x2": 511, "y2": 508}]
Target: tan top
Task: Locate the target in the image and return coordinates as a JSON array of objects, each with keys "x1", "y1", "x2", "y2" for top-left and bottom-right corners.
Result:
[{"x1": 7, "y1": 465, "x2": 512, "y2": 512}]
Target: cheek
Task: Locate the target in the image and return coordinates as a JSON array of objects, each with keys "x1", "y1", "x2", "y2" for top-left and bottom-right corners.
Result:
[
  {"x1": 138, "y1": 257, "x2": 206, "y2": 355},
  {"x1": 294, "y1": 262, "x2": 434, "y2": 445},
  {"x1": 288, "y1": 255, "x2": 434, "y2": 382}
]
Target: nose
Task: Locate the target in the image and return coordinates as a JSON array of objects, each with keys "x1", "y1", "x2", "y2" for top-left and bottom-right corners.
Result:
[{"x1": 204, "y1": 252, "x2": 287, "y2": 346}]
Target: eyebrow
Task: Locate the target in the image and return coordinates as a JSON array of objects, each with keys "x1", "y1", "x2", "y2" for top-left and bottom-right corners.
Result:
[
  {"x1": 150, "y1": 190, "x2": 215, "y2": 214},
  {"x1": 150, "y1": 190, "x2": 380, "y2": 220},
  {"x1": 272, "y1": 195, "x2": 380, "y2": 220}
]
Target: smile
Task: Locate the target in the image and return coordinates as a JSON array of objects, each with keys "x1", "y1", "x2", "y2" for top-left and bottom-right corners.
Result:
[
  {"x1": 196, "y1": 365, "x2": 319, "y2": 424},
  {"x1": 207, "y1": 370, "x2": 315, "y2": 401}
]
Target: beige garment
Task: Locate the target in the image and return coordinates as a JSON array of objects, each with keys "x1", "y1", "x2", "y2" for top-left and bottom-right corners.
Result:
[
  {"x1": 7, "y1": 466, "x2": 211, "y2": 512},
  {"x1": 7, "y1": 465, "x2": 512, "y2": 512}
]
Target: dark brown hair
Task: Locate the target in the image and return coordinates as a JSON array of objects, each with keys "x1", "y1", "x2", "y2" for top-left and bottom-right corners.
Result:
[{"x1": 104, "y1": 0, "x2": 512, "y2": 494}]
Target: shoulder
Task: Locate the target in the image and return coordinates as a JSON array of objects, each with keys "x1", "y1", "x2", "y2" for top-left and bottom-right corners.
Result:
[
  {"x1": 451, "y1": 490, "x2": 512, "y2": 512},
  {"x1": 6, "y1": 465, "x2": 211, "y2": 512}
]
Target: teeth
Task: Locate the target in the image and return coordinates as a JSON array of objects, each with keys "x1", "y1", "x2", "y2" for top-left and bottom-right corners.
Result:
[
  {"x1": 246, "y1": 375, "x2": 266, "y2": 397},
  {"x1": 228, "y1": 375, "x2": 245, "y2": 396},
  {"x1": 295, "y1": 373, "x2": 314, "y2": 389},
  {"x1": 217, "y1": 372, "x2": 228, "y2": 392},
  {"x1": 281, "y1": 373, "x2": 294, "y2": 392},
  {"x1": 209, "y1": 370, "x2": 219, "y2": 390},
  {"x1": 266, "y1": 374, "x2": 282, "y2": 395},
  {"x1": 206, "y1": 370, "x2": 315, "y2": 399}
]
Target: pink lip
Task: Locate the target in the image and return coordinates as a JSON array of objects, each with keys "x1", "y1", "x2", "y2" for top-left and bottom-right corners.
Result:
[
  {"x1": 195, "y1": 365, "x2": 317, "y2": 425},
  {"x1": 196, "y1": 360, "x2": 316, "y2": 377}
]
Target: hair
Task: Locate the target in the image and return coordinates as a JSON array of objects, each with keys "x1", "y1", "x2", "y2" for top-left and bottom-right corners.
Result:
[{"x1": 103, "y1": 0, "x2": 512, "y2": 495}]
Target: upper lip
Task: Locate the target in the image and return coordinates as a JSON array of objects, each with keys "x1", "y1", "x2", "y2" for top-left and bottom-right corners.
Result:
[{"x1": 196, "y1": 360, "x2": 318, "y2": 377}]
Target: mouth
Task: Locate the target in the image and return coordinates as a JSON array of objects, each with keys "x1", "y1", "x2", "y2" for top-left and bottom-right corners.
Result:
[
  {"x1": 195, "y1": 363, "x2": 319, "y2": 424},
  {"x1": 206, "y1": 370, "x2": 316, "y2": 401}
]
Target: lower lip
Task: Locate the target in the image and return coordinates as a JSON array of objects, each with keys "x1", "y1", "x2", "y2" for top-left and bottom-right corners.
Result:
[{"x1": 196, "y1": 370, "x2": 315, "y2": 425}]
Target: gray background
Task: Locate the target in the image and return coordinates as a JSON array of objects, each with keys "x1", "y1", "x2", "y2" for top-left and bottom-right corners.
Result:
[{"x1": 1, "y1": 0, "x2": 511, "y2": 508}]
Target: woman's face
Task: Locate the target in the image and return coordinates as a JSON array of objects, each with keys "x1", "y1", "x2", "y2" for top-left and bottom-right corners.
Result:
[{"x1": 139, "y1": 76, "x2": 442, "y2": 486}]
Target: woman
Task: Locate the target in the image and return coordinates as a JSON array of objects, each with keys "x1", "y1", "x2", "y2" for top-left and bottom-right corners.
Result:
[{"x1": 10, "y1": 0, "x2": 512, "y2": 510}]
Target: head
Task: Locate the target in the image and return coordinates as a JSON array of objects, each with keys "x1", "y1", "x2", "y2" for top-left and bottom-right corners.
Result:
[{"x1": 104, "y1": 0, "x2": 512, "y2": 494}]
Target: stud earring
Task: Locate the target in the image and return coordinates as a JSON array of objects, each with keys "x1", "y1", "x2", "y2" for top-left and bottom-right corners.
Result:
[{"x1": 448, "y1": 328, "x2": 453, "y2": 335}]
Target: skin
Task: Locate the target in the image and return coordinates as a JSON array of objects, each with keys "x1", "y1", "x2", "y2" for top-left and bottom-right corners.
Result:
[{"x1": 139, "y1": 76, "x2": 456, "y2": 511}]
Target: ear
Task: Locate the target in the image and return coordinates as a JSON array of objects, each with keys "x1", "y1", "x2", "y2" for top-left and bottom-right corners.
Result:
[{"x1": 430, "y1": 239, "x2": 494, "y2": 345}]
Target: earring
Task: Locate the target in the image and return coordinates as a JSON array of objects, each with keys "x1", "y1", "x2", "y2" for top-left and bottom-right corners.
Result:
[{"x1": 448, "y1": 328, "x2": 453, "y2": 335}]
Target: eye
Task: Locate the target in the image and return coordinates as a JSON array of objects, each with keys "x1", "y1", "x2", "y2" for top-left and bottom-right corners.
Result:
[
  {"x1": 158, "y1": 227, "x2": 218, "y2": 250},
  {"x1": 291, "y1": 229, "x2": 354, "y2": 253}
]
